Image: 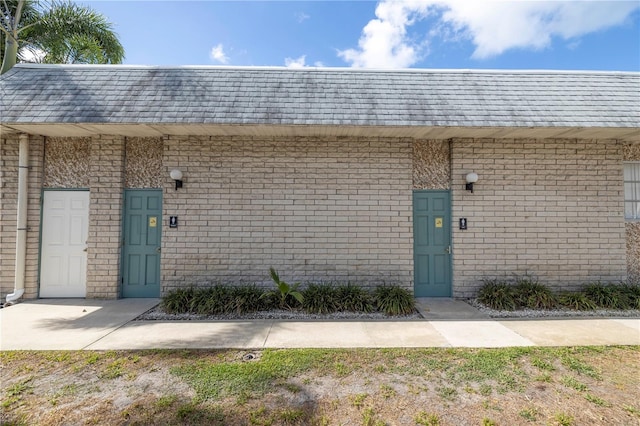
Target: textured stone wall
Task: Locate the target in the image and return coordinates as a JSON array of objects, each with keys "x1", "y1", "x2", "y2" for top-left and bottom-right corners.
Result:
[
  {"x1": 125, "y1": 137, "x2": 163, "y2": 188},
  {"x1": 161, "y1": 135, "x2": 414, "y2": 293},
  {"x1": 451, "y1": 138, "x2": 626, "y2": 297},
  {"x1": 413, "y1": 140, "x2": 450, "y2": 189},
  {"x1": 623, "y1": 142, "x2": 640, "y2": 162},
  {"x1": 43, "y1": 137, "x2": 90, "y2": 188},
  {"x1": 625, "y1": 141, "x2": 640, "y2": 283},
  {"x1": 627, "y1": 223, "x2": 640, "y2": 283},
  {"x1": 0, "y1": 134, "x2": 44, "y2": 299},
  {"x1": 86, "y1": 136, "x2": 125, "y2": 298}
]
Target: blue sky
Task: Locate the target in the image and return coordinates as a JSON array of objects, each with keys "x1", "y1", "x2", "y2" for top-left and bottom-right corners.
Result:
[{"x1": 80, "y1": 1, "x2": 640, "y2": 70}]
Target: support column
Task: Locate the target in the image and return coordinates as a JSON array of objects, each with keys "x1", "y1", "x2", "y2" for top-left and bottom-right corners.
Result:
[{"x1": 6, "y1": 134, "x2": 29, "y2": 303}]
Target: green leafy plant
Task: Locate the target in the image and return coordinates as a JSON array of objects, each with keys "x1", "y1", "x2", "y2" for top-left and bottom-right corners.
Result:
[
  {"x1": 518, "y1": 407, "x2": 539, "y2": 422},
  {"x1": 415, "y1": 411, "x2": 441, "y2": 426},
  {"x1": 161, "y1": 287, "x2": 195, "y2": 314},
  {"x1": 552, "y1": 412, "x2": 575, "y2": 426},
  {"x1": 193, "y1": 286, "x2": 233, "y2": 315},
  {"x1": 584, "y1": 393, "x2": 610, "y2": 407},
  {"x1": 561, "y1": 375, "x2": 587, "y2": 392},
  {"x1": 513, "y1": 278, "x2": 557, "y2": 309},
  {"x1": 620, "y1": 283, "x2": 640, "y2": 309},
  {"x1": 584, "y1": 283, "x2": 630, "y2": 309},
  {"x1": 336, "y1": 283, "x2": 374, "y2": 312},
  {"x1": 477, "y1": 279, "x2": 516, "y2": 311},
  {"x1": 229, "y1": 285, "x2": 269, "y2": 313},
  {"x1": 350, "y1": 393, "x2": 368, "y2": 408},
  {"x1": 557, "y1": 292, "x2": 597, "y2": 310},
  {"x1": 263, "y1": 267, "x2": 304, "y2": 310},
  {"x1": 374, "y1": 285, "x2": 415, "y2": 316},
  {"x1": 302, "y1": 284, "x2": 339, "y2": 314}
]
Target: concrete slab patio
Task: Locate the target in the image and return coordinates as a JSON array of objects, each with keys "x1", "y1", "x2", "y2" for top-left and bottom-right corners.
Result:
[
  {"x1": 0, "y1": 298, "x2": 159, "y2": 350},
  {"x1": 1, "y1": 299, "x2": 638, "y2": 350}
]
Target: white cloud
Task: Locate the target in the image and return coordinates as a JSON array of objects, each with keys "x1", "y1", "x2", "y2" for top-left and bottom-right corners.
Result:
[
  {"x1": 19, "y1": 47, "x2": 46, "y2": 63},
  {"x1": 338, "y1": 1, "x2": 431, "y2": 68},
  {"x1": 285, "y1": 55, "x2": 307, "y2": 68},
  {"x1": 437, "y1": 1, "x2": 639, "y2": 59},
  {"x1": 339, "y1": 0, "x2": 639, "y2": 67},
  {"x1": 296, "y1": 12, "x2": 310, "y2": 23},
  {"x1": 284, "y1": 55, "x2": 325, "y2": 68},
  {"x1": 209, "y1": 43, "x2": 229, "y2": 64}
]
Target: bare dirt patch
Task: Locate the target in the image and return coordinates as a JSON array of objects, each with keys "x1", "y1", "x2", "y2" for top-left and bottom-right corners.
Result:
[{"x1": 2, "y1": 347, "x2": 639, "y2": 425}]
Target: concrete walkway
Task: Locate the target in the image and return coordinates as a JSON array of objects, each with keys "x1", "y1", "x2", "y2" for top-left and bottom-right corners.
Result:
[{"x1": 1, "y1": 298, "x2": 638, "y2": 350}]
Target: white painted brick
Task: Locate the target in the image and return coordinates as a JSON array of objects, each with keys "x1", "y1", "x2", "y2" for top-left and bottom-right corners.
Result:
[
  {"x1": 161, "y1": 136, "x2": 414, "y2": 291},
  {"x1": 452, "y1": 138, "x2": 626, "y2": 297}
]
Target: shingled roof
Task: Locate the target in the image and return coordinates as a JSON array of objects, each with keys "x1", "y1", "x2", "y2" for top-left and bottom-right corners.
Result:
[{"x1": 1, "y1": 64, "x2": 639, "y2": 140}]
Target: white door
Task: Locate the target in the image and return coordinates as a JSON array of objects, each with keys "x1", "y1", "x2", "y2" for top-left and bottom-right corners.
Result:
[{"x1": 40, "y1": 191, "x2": 89, "y2": 297}]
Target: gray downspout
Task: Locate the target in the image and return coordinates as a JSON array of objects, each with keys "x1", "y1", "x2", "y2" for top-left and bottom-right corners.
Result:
[{"x1": 6, "y1": 133, "x2": 29, "y2": 304}]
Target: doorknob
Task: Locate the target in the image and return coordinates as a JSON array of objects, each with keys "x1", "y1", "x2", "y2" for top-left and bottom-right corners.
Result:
[
  {"x1": 156, "y1": 247, "x2": 161, "y2": 253},
  {"x1": 444, "y1": 246, "x2": 451, "y2": 254}
]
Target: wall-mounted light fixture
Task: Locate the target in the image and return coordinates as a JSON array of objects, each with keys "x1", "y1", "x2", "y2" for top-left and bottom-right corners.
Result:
[
  {"x1": 170, "y1": 169, "x2": 183, "y2": 190},
  {"x1": 465, "y1": 172, "x2": 478, "y2": 193}
]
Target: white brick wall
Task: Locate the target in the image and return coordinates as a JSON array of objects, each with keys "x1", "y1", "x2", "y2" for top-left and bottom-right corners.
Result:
[
  {"x1": 451, "y1": 138, "x2": 627, "y2": 297},
  {"x1": 1, "y1": 132, "x2": 631, "y2": 300},
  {"x1": 160, "y1": 135, "x2": 414, "y2": 292},
  {"x1": 0, "y1": 134, "x2": 43, "y2": 299},
  {"x1": 0, "y1": 135, "x2": 18, "y2": 298},
  {"x1": 85, "y1": 136, "x2": 125, "y2": 298}
]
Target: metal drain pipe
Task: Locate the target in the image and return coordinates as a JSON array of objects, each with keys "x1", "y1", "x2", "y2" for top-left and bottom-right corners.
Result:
[{"x1": 6, "y1": 133, "x2": 29, "y2": 304}]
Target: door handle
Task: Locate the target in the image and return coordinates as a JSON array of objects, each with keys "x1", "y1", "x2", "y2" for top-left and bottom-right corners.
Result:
[
  {"x1": 444, "y1": 246, "x2": 451, "y2": 254},
  {"x1": 156, "y1": 247, "x2": 161, "y2": 253}
]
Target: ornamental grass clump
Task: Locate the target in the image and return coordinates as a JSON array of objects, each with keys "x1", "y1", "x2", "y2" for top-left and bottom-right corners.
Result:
[
  {"x1": 229, "y1": 285, "x2": 270, "y2": 313},
  {"x1": 620, "y1": 284, "x2": 640, "y2": 309},
  {"x1": 160, "y1": 287, "x2": 195, "y2": 314},
  {"x1": 302, "y1": 284, "x2": 339, "y2": 314},
  {"x1": 336, "y1": 283, "x2": 374, "y2": 313},
  {"x1": 584, "y1": 283, "x2": 631, "y2": 310},
  {"x1": 477, "y1": 279, "x2": 516, "y2": 311},
  {"x1": 557, "y1": 292, "x2": 597, "y2": 311},
  {"x1": 374, "y1": 285, "x2": 415, "y2": 316},
  {"x1": 192, "y1": 285, "x2": 232, "y2": 315},
  {"x1": 513, "y1": 278, "x2": 557, "y2": 309}
]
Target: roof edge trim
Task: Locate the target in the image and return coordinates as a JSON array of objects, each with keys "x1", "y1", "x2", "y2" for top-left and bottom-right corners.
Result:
[{"x1": 10, "y1": 63, "x2": 640, "y2": 76}]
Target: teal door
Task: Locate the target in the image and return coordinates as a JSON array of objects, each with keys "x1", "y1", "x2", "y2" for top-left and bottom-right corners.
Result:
[
  {"x1": 122, "y1": 189, "x2": 162, "y2": 298},
  {"x1": 413, "y1": 191, "x2": 452, "y2": 297}
]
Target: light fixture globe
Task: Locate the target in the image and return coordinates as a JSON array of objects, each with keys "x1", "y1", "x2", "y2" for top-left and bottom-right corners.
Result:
[
  {"x1": 465, "y1": 172, "x2": 478, "y2": 193},
  {"x1": 170, "y1": 169, "x2": 183, "y2": 180},
  {"x1": 170, "y1": 169, "x2": 183, "y2": 190}
]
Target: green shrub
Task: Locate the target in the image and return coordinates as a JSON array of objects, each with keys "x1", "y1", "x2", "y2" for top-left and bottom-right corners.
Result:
[
  {"x1": 374, "y1": 285, "x2": 415, "y2": 316},
  {"x1": 513, "y1": 278, "x2": 557, "y2": 309},
  {"x1": 477, "y1": 279, "x2": 516, "y2": 311},
  {"x1": 584, "y1": 283, "x2": 630, "y2": 309},
  {"x1": 229, "y1": 285, "x2": 268, "y2": 313},
  {"x1": 262, "y1": 267, "x2": 304, "y2": 310},
  {"x1": 336, "y1": 283, "x2": 374, "y2": 312},
  {"x1": 161, "y1": 287, "x2": 195, "y2": 314},
  {"x1": 302, "y1": 284, "x2": 339, "y2": 314},
  {"x1": 557, "y1": 292, "x2": 597, "y2": 311},
  {"x1": 620, "y1": 284, "x2": 640, "y2": 309},
  {"x1": 192, "y1": 286, "x2": 233, "y2": 315}
]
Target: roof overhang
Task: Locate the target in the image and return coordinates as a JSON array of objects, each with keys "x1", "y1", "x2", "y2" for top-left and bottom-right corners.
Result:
[{"x1": 1, "y1": 123, "x2": 639, "y2": 142}]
